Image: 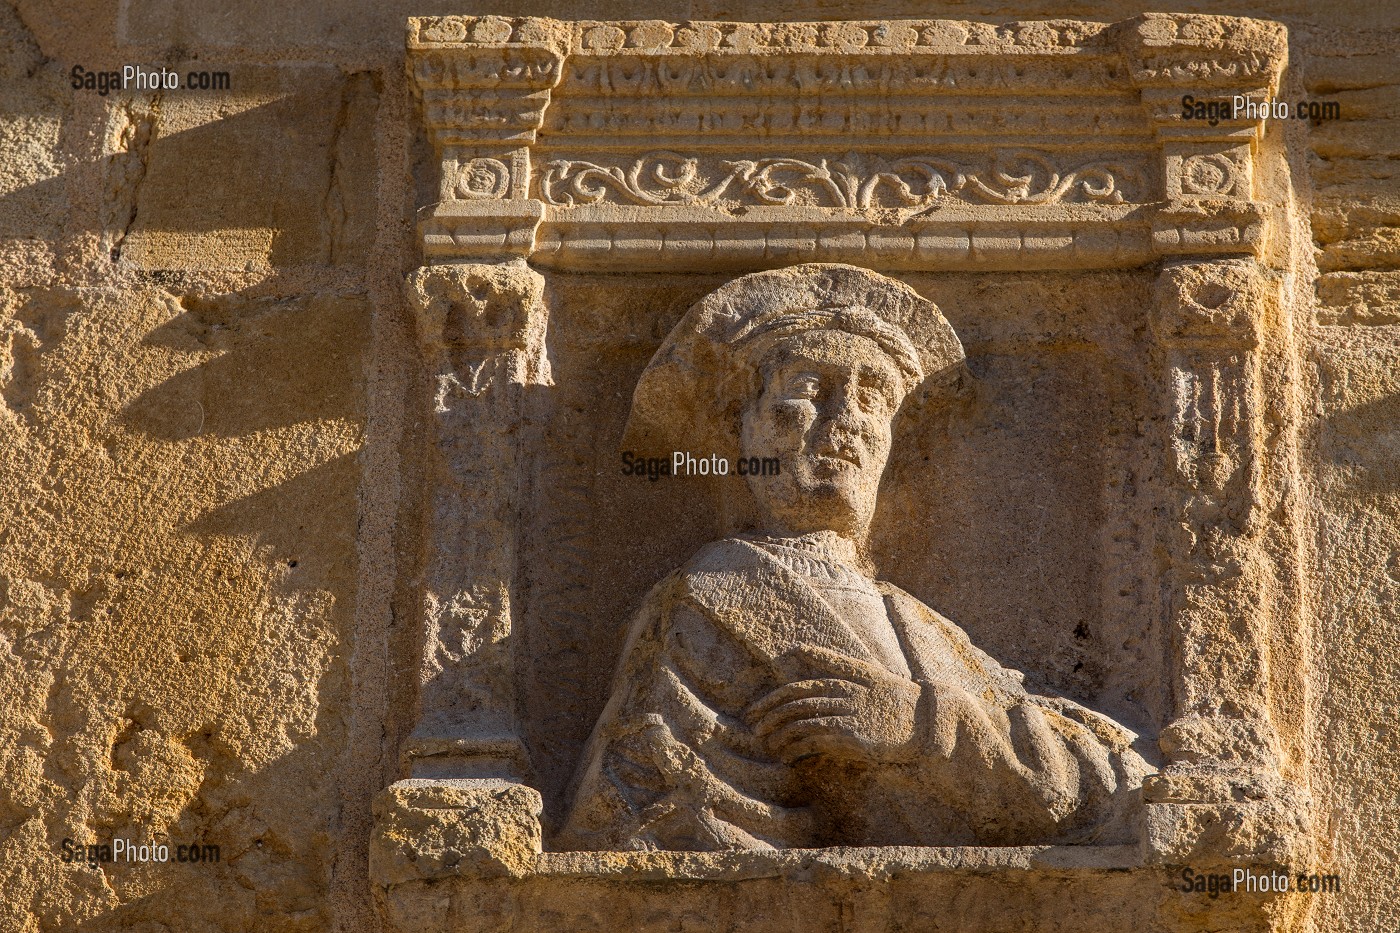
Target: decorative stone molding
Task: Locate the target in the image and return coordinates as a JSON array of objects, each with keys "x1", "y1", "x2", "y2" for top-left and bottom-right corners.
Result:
[
  {"x1": 372, "y1": 840, "x2": 1297, "y2": 933},
  {"x1": 407, "y1": 14, "x2": 1286, "y2": 270},
  {"x1": 1143, "y1": 259, "x2": 1311, "y2": 870}
]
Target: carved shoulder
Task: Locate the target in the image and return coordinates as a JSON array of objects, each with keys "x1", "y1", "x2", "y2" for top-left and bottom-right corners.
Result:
[{"x1": 877, "y1": 582, "x2": 1028, "y2": 699}]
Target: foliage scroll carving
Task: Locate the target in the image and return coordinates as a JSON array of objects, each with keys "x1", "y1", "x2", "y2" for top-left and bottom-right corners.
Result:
[{"x1": 540, "y1": 150, "x2": 1139, "y2": 213}]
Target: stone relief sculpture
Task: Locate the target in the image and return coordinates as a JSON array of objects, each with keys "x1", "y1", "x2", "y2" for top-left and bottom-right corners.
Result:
[
  {"x1": 374, "y1": 16, "x2": 1315, "y2": 931},
  {"x1": 558, "y1": 265, "x2": 1153, "y2": 851}
]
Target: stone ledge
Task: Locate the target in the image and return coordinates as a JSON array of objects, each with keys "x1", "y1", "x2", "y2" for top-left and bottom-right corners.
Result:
[
  {"x1": 376, "y1": 837, "x2": 1286, "y2": 933},
  {"x1": 537, "y1": 842, "x2": 1143, "y2": 879},
  {"x1": 371, "y1": 780, "x2": 1303, "y2": 932}
]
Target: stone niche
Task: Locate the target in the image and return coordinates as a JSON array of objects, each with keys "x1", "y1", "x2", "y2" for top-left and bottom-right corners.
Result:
[{"x1": 372, "y1": 13, "x2": 1314, "y2": 933}]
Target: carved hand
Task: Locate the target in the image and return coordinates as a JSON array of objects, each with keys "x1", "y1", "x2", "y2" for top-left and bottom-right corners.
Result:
[{"x1": 748, "y1": 646, "x2": 921, "y2": 766}]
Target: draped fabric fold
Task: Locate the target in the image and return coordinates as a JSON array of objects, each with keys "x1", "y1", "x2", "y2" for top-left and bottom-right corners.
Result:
[{"x1": 557, "y1": 537, "x2": 1150, "y2": 852}]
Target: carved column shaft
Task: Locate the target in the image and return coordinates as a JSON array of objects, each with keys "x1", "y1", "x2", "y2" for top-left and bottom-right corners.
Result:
[
  {"x1": 1144, "y1": 259, "x2": 1308, "y2": 866},
  {"x1": 402, "y1": 260, "x2": 551, "y2": 780},
  {"x1": 1152, "y1": 260, "x2": 1270, "y2": 729}
]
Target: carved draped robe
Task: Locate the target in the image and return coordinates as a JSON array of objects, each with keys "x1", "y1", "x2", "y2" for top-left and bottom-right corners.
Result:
[{"x1": 557, "y1": 536, "x2": 1151, "y2": 851}]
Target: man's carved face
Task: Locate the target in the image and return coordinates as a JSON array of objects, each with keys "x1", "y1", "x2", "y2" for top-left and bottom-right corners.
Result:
[{"x1": 739, "y1": 328, "x2": 903, "y2": 538}]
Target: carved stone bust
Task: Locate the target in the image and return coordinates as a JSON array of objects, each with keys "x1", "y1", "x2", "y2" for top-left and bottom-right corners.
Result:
[{"x1": 558, "y1": 265, "x2": 1152, "y2": 851}]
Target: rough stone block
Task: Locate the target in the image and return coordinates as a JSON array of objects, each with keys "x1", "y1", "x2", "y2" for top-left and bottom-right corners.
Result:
[{"x1": 371, "y1": 779, "x2": 543, "y2": 886}]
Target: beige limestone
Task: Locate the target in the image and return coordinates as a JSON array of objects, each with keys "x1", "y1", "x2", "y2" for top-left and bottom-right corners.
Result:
[{"x1": 0, "y1": 1, "x2": 1395, "y2": 932}]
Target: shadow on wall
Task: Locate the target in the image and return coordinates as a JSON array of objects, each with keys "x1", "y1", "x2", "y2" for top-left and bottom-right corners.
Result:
[
  {"x1": 113, "y1": 287, "x2": 369, "y2": 661},
  {"x1": 66, "y1": 673, "x2": 353, "y2": 932},
  {"x1": 0, "y1": 67, "x2": 379, "y2": 267},
  {"x1": 0, "y1": 279, "x2": 373, "y2": 930},
  {"x1": 186, "y1": 451, "x2": 361, "y2": 566},
  {"x1": 0, "y1": 45, "x2": 385, "y2": 929},
  {"x1": 124, "y1": 293, "x2": 365, "y2": 441},
  {"x1": 1315, "y1": 390, "x2": 1400, "y2": 500},
  {"x1": 20, "y1": 286, "x2": 372, "y2": 930}
]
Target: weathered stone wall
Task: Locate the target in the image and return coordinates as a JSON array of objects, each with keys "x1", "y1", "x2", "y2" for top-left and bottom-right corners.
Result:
[
  {"x1": 0, "y1": 2, "x2": 1394, "y2": 932},
  {"x1": 1294, "y1": 23, "x2": 1400, "y2": 933}
]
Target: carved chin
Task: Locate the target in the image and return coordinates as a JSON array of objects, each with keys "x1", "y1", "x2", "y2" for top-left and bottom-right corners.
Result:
[
  {"x1": 788, "y1": 479, "x2": 869, "y2": 522},
  {"x1": 796, "y1": 465, "x2": 877, "y2": 502}
]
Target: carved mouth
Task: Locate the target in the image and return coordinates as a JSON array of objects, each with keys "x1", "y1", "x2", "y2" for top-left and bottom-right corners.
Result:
[{"x1": 811, "y1": 446, "x2": 861, "y2": 470}]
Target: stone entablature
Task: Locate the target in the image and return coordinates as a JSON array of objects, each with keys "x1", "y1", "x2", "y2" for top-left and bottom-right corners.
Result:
[{"x1": 407, "y1": 14, "x2": 1286, "y2": 270}]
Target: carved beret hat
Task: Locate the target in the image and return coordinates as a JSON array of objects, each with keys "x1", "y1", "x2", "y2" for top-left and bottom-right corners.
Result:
[{"x1": 623, "y1": 263, "x2": 965, "y2": 456}]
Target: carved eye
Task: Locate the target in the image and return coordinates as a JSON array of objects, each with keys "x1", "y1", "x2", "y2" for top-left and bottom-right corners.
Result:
[{"x1": 857, "y1": 371, "x2": 898, "y2": 410}]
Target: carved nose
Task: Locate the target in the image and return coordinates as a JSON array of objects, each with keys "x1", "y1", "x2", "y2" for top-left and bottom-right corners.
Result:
[
  {"x1": 813, "y1": 418, "x2": 862, "y2": 464},
  {"x1": 821, "y1": 389, "x2": 864, "y2": 432}
]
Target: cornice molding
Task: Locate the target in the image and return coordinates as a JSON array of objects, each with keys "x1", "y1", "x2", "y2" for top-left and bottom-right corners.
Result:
[{"x1": 407, "y1": 14, "x2": 1288, "y2": 270}]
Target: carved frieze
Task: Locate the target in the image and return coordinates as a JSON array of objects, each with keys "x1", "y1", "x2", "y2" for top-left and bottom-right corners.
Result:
[
  {"x1": 538, "y1": 151, "x2": 1141, "y2": 211},
  {"x1": 407, "y1": 14, "x2": 1287, "y2": 269}
]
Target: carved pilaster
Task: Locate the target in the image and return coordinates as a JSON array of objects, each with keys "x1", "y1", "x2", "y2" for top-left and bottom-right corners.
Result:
[
  {"x1": 1144, "y1": 258, "x2": 1308, "y2": 866},
  {"x1": 401, "y1": 260, "x2": 551, "y2": 780}
]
